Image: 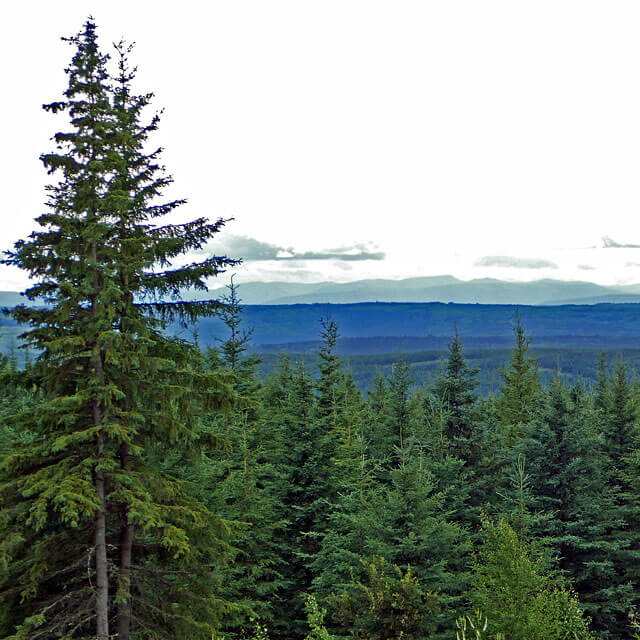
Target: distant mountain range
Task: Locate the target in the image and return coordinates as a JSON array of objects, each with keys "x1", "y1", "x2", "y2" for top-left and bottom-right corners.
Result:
[
  {"x1": 4, "y1": 286, "x2": 640, "y2": 382},
  {"x1": 202, "y1": 276, "x2": 640, "y2": 306},
  {"x1": 3, "y1": 277, "x2": 640, "y2": 310}
]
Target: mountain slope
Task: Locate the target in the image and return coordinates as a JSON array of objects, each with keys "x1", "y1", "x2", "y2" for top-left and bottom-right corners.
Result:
[
  {"x1": 3, "y1": 277, "x2": 637, "y2": 307},
  {"x1": 203, "y1": 277, "x2": 630, "y2": 305}
]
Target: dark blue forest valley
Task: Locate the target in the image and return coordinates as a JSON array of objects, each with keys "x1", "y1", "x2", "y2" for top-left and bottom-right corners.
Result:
[{"x1": 5, "y1": 300, "x2": 640, "y2": 394}]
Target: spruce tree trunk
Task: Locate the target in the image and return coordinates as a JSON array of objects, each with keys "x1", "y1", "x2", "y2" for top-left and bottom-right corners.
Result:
[
  {"x1": 95, "y1": 430, "x2": 110, "y2": 640},
  {"x1": 93, "y1": 307, "x2": 109, "y2": 640},
  {"x1": 117, "y1": 516, "x2": 135, "y2": 639},
  {"x1": 117, "y1": 443, "x2": 135, "y2": 640}
]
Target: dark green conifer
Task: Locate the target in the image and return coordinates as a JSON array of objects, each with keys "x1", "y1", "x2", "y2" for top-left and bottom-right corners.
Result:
[
  {"x1": 366, "y1": 370, "x2": 392, "y2": 461},
  {"x1": 215, "y1": 278, "x2": 261, "y2": 379},
  {"x1": 606, "y1": 362, "x2": 637, "y2": 468},
  {"x1": 268, "y1": 360, "x2": 319, "y2": 638},
  {"x1": 311, "y1": 436, "x2": 384, "y2": 599},
  {"x1": 0, "y1": 20, "x2": 237, "y2": 639},
  {"x1": 433, "y1": 331, "x2": 480, "y2": 465},
  {"x1": 510, "y1": 378, "x2": 632, "y2": 636},
  {"x1": 599, "y1": 362, "x2": 640, "y2": 634},
  {"x1": 496, "y1": 315, "x2": 540, "y2": 439},
  {"x1": 316, "y1": 317, "x2": 344, "y2": 433},
  {"x1": 331, "y1": 371, "x2": 368, "y2": 487},
  {"x1": 203, "y1": 281, "x2": 288, "y2": 636},
  {"x1": 311, "y1": 317, "x2": 344, "y2": 525},
  {"x1": 430, "y1": 332, "x2": 482, "y2": 531},
  {"x1": 388, "y1": 359, "x2": 413, "y2": 466},
  {"x1": 379, "y1": 448, "x2": 471, "y2": 634},
  {"x1": 595, "y1": 352, "x2": 609, "y2": 414}
]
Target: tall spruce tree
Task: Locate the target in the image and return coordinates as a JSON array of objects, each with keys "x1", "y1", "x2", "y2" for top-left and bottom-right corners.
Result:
[
  {"x1": 268, "y1": 360, "x2": 319, "y2": 638},
  {"x1": 431, "y1": 332, "x2": 481, "y2": 530},
  {"x1": 312, "y1": 318, "x2": 343, "y2": 530},
  {"x1": 366, "y1": 370, "x2": 393, "y2": 461},
  {"x1": 316, "y1": 317, "x2": 343, "y2": 435},
  {"x1": 509, "y1": 378, "x2": 632, "y2": 636},
  {"x1": 387, "y1": 359, "x2": 413, "y2": 467},
  {"x1": 331, "y1": 371, "x2": 367, "y2": 486},
  {"x1": 203, "y1": 280, "x2": 288, "y2": 636},
  {"x1": 0, "y1": 21, "x2": 237, "y2": 639},
  {"x1": 433, "y1": 331, "x2": 480, "y2": 465},
  {"x1": 496, "y1": 314, "x2": 540, "y2": 439},
  {"x1": 601, "y1": 362, "x2": 640, "y2": 634},
  {"x1": 311, "y1": 434, "x2": 384, "y2": 600},
  {"x1": 378, "y1": 448, "x2": 471, "y2": 635},
  {"x1": 606, "y1": 362, "x2": 637, "y2": 470},
  {"x1": 595, "y1": 352, "x2": 610, "y2": 414}
]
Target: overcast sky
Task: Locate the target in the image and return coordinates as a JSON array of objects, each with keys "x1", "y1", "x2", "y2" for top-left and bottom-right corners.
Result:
[{"x1": 3, "y1": 1, "x2": 640, "y2": 290}]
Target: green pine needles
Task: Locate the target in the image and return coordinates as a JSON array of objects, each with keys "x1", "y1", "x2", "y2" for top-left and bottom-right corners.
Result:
[{"x1": 0, "y1": 18, "x2": 238, "y2": 640}]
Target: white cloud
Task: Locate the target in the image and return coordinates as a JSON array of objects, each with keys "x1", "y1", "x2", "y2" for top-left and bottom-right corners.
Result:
[{"x1": 475, "y1": 256, "x2": 558, "y2": 269}]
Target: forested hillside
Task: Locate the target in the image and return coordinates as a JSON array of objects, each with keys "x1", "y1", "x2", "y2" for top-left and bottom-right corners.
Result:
[
  {"x1": 169, "y1": 301, "x2": 640, "y2": 344},
  {"x1": 6, "y1": 302, "x2": 640, "y2": 389},
  {"x1": 256, "y1": 344, "x2": 640, "y2": 396},
  {"x1": 3, "y1": 18, "x2": 640, "y2": 640},
  {"x1": 6, "y1": 299, "x2": 640, "y2": 347},
  {"x1": 6, "y1": 284, "x2": 640, "y2": 639}
]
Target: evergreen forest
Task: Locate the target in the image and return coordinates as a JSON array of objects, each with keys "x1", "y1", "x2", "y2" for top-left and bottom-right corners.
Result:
[{"x1": 4, "y1": 19, "x2": 640, "y2": 640}]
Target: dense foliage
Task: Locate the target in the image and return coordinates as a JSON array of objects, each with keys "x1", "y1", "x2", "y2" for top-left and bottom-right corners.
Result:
[{"x1": 0, "y1": 20, "x2": 237, "y2": 640}]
